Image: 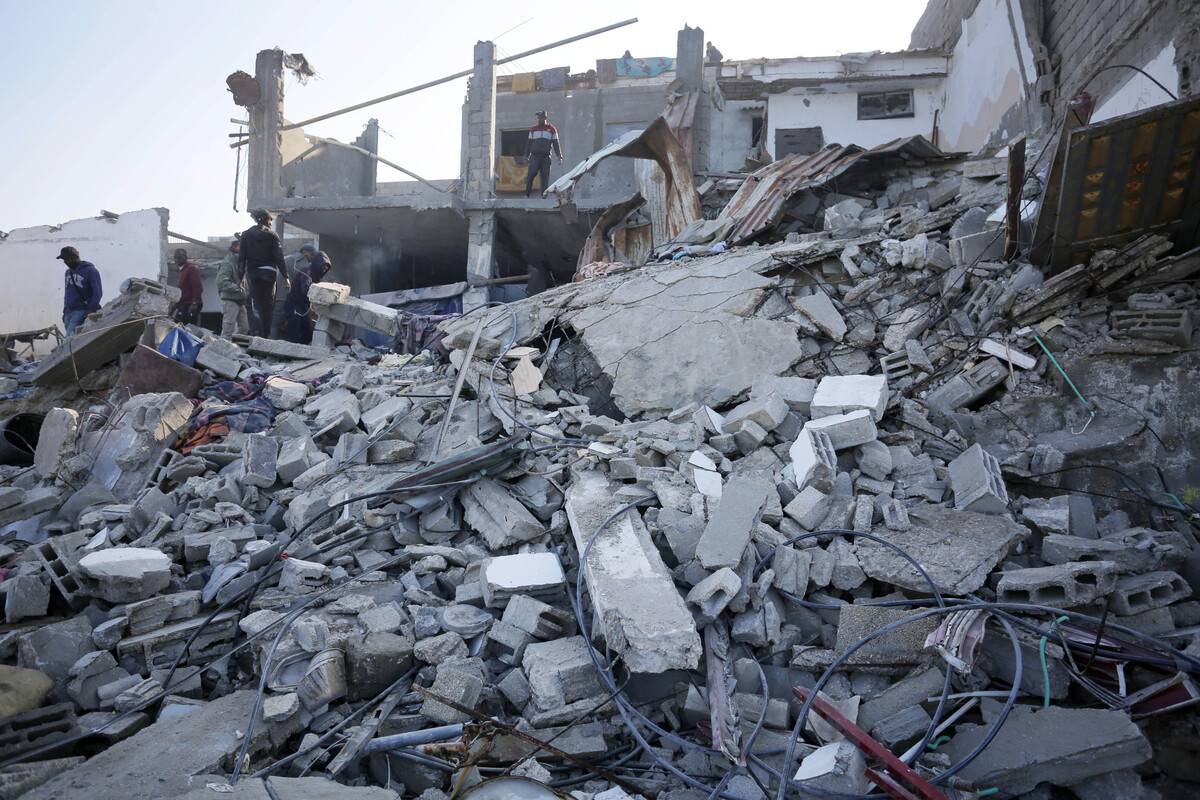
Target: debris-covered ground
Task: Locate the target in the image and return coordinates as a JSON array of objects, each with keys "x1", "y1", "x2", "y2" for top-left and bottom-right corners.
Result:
[{"x1": 1, "y1": 134, "x2": 1199, "y2": 800}]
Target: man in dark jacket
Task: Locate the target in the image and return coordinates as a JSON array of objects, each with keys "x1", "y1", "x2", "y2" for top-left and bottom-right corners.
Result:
[
  {"x1": 284, "y1": 262, "x2": 314, "y2": 344},
  {"x1": 299, "y1": 244, "x2": 333, "y2": 283},
  {"x1": 238, "y1": 209, "x2": 288, "y2": 337},
  {"x1": 524, "y1": 110, "x2": 562, "y2": 198},
  {"x1": 57, "y1": 246, "x2": 103, "y2": 335},
  {"x1": 172, "y1": 248, "x2": 204, "y2": 325}
]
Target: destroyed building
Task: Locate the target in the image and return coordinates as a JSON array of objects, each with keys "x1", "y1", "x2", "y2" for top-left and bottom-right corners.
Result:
[{"x1": 2, "y1": 1, "x2": 1200, "y2": 799}]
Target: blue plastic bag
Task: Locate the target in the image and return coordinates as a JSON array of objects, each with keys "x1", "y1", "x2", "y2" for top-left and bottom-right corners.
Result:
[{"x1": 158, "y1": 326, "x2": 203, "y2": 367}]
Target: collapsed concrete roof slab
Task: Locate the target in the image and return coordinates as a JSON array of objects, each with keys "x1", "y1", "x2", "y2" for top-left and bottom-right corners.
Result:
[{"x1": 441, "y1": 246, "x2": 804, "y2": 416}]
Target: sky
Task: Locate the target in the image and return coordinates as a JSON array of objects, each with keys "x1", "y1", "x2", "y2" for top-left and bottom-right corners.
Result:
[{"x1": 0, "y1": 0, "x2": 929, "y2": 240}]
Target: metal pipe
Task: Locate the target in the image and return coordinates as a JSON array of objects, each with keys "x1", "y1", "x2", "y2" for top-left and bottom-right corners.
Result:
[
  {"x1": 280, "y1": 18, "x2": 637, "y2": 132},
  {"x1": 302, "y1": 133, "x2": 448, "y2": 194},
  {"x1": 167, "y1": 230, "x2": 230, "y2": 256},
  {"x1": 363, "y1": 723, "x2": 465, "y2": 754}
]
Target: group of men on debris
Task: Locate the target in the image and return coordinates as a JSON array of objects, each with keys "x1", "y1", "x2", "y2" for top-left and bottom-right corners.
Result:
[
  {"x1": 56, "y1": 207, "x2": 332, "y2": 345},
  {"x1": 56, "y1": 109, "x2": 559, "y2": 340}
]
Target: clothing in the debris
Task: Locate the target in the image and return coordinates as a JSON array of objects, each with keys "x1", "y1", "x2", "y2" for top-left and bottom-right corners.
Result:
[
  {"x1": 174, "y1": 260, "x2": 203, "y2": 325},
  {"x1": 284, "y1": 265, "x2": 314, "y2": 344}
]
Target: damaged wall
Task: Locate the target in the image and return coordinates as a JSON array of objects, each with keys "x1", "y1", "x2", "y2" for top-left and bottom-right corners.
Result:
[
  {"x1": 766, "y1": 79, "x2": 943, "y2": 154},
  {"x1": 0, "y1": 208, "x2": 168, "y2": 339},
  {"x1": 1091, "y1": 41, "x2": 1182, "y2": 121},
  {"x1": 935, "y1": 0, "x2": 1040, "y2": 153}
]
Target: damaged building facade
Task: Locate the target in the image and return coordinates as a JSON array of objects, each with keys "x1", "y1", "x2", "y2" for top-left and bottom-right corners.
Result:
[{"x1": 2, "y1": 1, "x2": 1200, "y2": 799}]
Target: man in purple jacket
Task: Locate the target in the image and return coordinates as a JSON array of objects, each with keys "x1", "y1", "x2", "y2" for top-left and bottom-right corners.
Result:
[{"x1": 57, "y1": 246, "x2": 103, "y2": 335}]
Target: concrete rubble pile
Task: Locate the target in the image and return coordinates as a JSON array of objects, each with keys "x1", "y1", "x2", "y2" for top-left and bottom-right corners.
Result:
[{"x1": 1, "y1": 150, "x2": 1200, "y2": 800}]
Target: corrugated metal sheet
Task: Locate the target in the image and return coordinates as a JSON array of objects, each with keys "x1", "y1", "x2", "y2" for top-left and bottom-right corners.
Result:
[
  {"x1": 547, "y1": 115, "x2": 702, "y2": 246},
  {"x1": 1049, "y1": 96, "x2": 1200, "y2": 272},
  {"x1": 721, "y1": 135, "x2": 949, "y2": 244}
]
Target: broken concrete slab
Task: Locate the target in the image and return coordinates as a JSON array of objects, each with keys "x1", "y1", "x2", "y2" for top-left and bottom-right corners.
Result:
[
  {"x1": 856, "y1": 505, "x2": 1028, "y2": 594},
  {"x1": 695, "y1": 476, "x2": 770, "y2": 570},
  {"x1": 942, "y1": 707, "x2": 1151, "y2": 797},
  {"x1": 461, "y1": 479, "x2": 545, "y2": 549},
  {"x1": 810, "y1": 375, "x2": 888, "y2": 422},
  {"x1": 22, "y1": 691, "x2": 259, "y2": 800},
  {"x1": 564, "y1": 471, "x2": 701, "y2": 673},
  {"x1": 77, "y1": 548, "x2": 172, "y2": 603}
]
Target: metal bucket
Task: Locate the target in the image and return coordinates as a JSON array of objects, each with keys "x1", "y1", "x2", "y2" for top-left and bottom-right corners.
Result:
[{"x1": 0, "y1": 413, "x2": 44, "y2": 466}]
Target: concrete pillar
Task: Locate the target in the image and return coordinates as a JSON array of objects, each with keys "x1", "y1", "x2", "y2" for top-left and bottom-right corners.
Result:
[
  {"x1": 464, "y1": 41, "x2": 497, "y2": 202},
  {"x1": 248, "y1": 49, "x2": 285, "y2": 211},
  {"x1": 355, "y1": 119, "x2": 381, "y2": 196},
  {"x1": 463, "y1": 40, "x2": 498, "y2": 310},
  {"x1": 463, "y1": 211, "x2": 496, "y2": 311},
  {"x1": 676, "y1": 26, "x2": 709, "y2": 174}
]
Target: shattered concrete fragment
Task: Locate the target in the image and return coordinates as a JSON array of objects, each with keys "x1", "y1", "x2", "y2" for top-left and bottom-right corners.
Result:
[
  {"x1": 810, "y1": 375, "x2": 888, "y2": 422},
  {"x1": 695, "y1": 476, "x2": 770, "y2": 570},
  {"x1": 564, "y1": 471, "x2": 701, "y2": 672},
  {"x1": 77, "y1": 548, "x2": 171, "y2": 603}
]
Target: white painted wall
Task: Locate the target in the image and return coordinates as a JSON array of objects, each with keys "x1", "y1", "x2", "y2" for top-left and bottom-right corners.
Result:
[
  {"x1": 1091, "y1": 43, "x2": 1180, "y2": 123},
  {"x1": 765, "y1": 80, "x2": 942, "y2": 154},
  {"x1": 0, "y1": 208, "x2": 167, "y2": 336},
  {"x1": 938, "y1": 0, "x2": 1037, "y2": 153}
]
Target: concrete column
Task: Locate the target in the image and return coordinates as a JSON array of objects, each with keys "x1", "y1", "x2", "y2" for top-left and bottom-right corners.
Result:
[
  {"x1": 463, "y1": 40, "x2": 498, "y2": 309},
  {"x1": 463, "y1": 211, "x2": 497, "y2": 311},
  {"x1": 248, "y1": 49, "x2": 285, "y2": 211},
  {"x1": 463, "y1": 41, "x2": 497, "y2": 202},
  {"x1": 676, "y1": 26, "x2": 709, "y2": 173}
]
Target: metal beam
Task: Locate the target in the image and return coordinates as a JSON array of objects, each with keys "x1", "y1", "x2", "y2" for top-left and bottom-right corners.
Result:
[
  {"x1": 280, "y1": 18, "x2": 637, "y2": 131},
  {"x1": 167, "y1": 230, "x2": 229, "y2": 255}
]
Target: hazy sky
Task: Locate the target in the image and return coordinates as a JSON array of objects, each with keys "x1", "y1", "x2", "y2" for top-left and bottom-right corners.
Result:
[{"x1": 0, "y1": 0, "x2": 929, "y2": 239}]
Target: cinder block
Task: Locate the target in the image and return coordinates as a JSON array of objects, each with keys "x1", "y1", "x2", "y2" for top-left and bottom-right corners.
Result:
[
  {"x1": 1110, "y1": 571, "x2": 1190, "y2": 616},
  {"x1": 926, "y1": 358, "x2": 1007, "y2": 411},
  {"x1": 811, "y1": 375, "x2": 889, "y2": 422},
  {"x1": 997, "y1": 561, "x2": 1119, "y2": 608},
  {"x1": 804, "y1": 410, "x2": 878, "y2": 450},
  {"x1": 789, "y1": 429, "x2": 837, "y2": 491},
  {"x1": 949, "y1": 444, "x2": 1008, "y2": 514},
  {"x1": 1110, "y1": 309, "x2": 1192, "y2": 346}
]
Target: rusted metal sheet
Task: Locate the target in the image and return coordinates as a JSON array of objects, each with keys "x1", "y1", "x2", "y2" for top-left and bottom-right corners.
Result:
[
  {"x1": 1048, "y1": 96, "x2": 1200, "y2": 273},
  {"x1": 547, "y1": 116, "x2": 702, "y2": 244},
  {"x1": 714, "y1": 135, "x2": 949, "y2": 245},
  {"x1": 577, "y1": 193, "x2": 650, "y2": 268}
]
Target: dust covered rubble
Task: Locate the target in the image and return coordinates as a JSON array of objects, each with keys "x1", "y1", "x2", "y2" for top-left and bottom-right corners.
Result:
[{"x1": 1, "y1": 155, "x2": 1199, "y2": 800}]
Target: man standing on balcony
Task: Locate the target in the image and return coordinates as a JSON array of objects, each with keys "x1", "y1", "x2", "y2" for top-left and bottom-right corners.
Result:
[{"x1": 524, "y1": 110, "x2": 562, "y2": 198}]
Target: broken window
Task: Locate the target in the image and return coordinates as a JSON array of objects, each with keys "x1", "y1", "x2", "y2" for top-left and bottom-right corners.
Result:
[
  {"x1": 499, "y1": 129, "x2": 529, "y2": 157},
  {"x1": 775, "y1": 127, "x2": 825, "y2": 157},
  {"x1": 857, "y1": 90, "x2": 915, "y2": 120},
  {"x1": 751, "y1": 114, "x2": 765, "y2": 148}
]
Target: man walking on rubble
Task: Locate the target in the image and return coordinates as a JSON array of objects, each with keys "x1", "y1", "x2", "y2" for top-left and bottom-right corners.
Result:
[
  {"x1": 239, "y1": 208, "x2": 288, "y2": 338},
  {"x1": 57, "y1": 246, "x2": 102, "y2": 336},
  {"x1": 172, "y1": 248, "x2": 203, "y2": 326},
  {"x1": 216, "y1": 237, "x2": 250, "y2": 336},
  {"x1": 524, "y1": 110, "x2": 562, "y2": 198}
]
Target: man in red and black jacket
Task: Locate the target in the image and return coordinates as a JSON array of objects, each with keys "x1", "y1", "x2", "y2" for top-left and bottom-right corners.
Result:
[
  {"x1": 173, "y1": 248, "x2": 204, "y2": 325},
  {"x1": 525, "y1": 110, "x2": 562, "y2": 198}
]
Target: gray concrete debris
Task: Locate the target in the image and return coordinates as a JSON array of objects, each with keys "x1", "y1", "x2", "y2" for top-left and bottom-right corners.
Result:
[
  {"x1": 565, "y1": 472, "x2": 701, "y2": 672},
  {"x1": 2, "y1": 113, "x2": 1197, "y2": 800},
  {"x1": 943, "y1": 707, "x2": 1152, "y2": 797}
]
